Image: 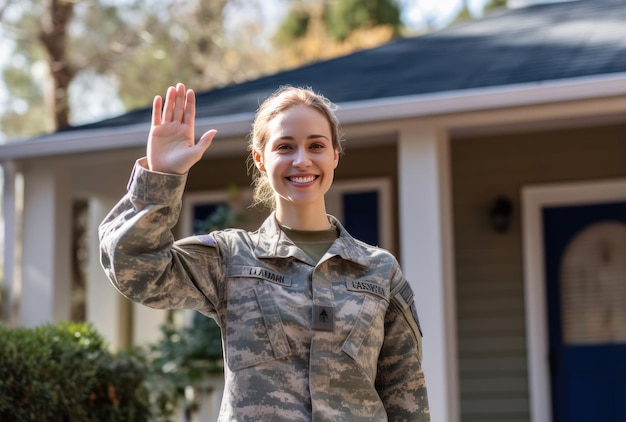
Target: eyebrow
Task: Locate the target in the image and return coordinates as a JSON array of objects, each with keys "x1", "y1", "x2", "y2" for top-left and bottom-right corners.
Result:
[{"x1": 274, "y1": 134, "x2": 330, "y2": 141}]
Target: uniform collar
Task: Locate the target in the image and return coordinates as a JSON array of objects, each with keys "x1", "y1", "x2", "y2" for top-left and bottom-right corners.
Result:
[{"x1": 253, "y1": 212, "x2": 372, "y2": 268}]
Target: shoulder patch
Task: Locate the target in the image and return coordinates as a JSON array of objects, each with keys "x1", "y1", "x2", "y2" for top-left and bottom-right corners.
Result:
[
  {"x1": 175, "y1": 234, "x2": 218, "y2": 247},
  {"x1": 196, "y1": 234, "x2": 217, "y2": 245},
  {"x1": 393, "y1": 281, "x2": 423, "y2": 337}
]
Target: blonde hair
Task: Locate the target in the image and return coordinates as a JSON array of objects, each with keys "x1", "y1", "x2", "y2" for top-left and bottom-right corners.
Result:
[{"x1": 247, "y1": 86, "x2": 344, "y2": 209}]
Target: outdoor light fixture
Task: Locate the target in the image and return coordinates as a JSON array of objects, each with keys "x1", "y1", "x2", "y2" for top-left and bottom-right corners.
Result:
[{"x1": 490, "y1": 195, "x2": 513, "y2": 233}]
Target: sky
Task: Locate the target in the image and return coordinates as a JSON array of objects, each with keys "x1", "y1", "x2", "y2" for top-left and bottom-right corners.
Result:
[{"x1": 401, "y1": 0, "x2": 491, "y2": 29}]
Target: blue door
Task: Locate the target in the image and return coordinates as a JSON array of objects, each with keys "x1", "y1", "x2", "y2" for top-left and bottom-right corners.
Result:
[{"x1": 543, "y1": 201, "x2": 626, "y2": 422}]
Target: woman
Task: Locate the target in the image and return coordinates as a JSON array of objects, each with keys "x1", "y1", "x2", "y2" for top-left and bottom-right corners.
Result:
[{"x1": 99, "y1": 83, "x2": 429, "y2": 421}]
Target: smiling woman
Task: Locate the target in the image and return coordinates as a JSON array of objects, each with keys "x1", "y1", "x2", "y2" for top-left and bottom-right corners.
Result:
[
  {"x1": 253, "y1": 102, "x2": 339, "y2": 230},
  {"x1": 99, "y1": 83, "x2": 430, "y2": 421}
]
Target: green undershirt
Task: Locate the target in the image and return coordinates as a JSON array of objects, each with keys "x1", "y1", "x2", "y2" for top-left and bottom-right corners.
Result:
[{"x1": 280, "y1": 225, "x2": 339, "y2": 263}]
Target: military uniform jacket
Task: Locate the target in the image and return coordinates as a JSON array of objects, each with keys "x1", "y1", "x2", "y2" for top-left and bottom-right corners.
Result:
[{"x1": 99, "y1": 159, "x2": 430, "y2": 421}]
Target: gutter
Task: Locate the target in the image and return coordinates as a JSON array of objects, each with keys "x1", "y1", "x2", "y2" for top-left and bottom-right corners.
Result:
[{"x1": 2, "y1": 72, "x2": 626, "y2": 161}]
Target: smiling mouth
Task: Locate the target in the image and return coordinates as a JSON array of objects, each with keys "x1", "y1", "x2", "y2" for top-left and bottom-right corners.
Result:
[{"x1": 288, "y1": 175, "x2": 318, "y2": 184}]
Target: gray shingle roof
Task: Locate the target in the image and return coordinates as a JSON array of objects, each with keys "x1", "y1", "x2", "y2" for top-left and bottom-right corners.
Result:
[{"x1": 63, "y1": 0, "x2": 626, "y2": 132}]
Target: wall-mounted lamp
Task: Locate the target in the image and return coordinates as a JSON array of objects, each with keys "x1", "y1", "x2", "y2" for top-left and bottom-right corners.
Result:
[{"x1": 490, "y1": 195, "x2": 513, "y2": 233}]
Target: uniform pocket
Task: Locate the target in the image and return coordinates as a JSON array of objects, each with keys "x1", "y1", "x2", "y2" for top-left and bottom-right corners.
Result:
[
  {"x1": 225, "y1": 282, "x2": 292, "y2": 371},
  {"x1": 341, "y1": 295, "x2": 386, "y2": 377}
]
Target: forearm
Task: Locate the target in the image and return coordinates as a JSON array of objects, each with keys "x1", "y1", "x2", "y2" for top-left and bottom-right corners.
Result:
[
  {"x1": 376, "y1": 311, "x2": 430, "y2": 421},
  {"x1": 98, "y1": 159, "x2": 211, "y2": 310},
  {"x1": 377, "y1": 270, "x2": 430, "y2": 420}
]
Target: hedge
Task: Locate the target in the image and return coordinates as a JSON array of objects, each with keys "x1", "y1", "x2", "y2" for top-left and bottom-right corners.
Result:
[{"x1": 0, "y1": 322, "x2": 150, "y2": 421}]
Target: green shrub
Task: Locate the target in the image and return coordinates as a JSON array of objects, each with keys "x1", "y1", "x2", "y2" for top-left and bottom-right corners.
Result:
[{"x1": 0, "y1": 321, "x2": 150, "y2": 421}]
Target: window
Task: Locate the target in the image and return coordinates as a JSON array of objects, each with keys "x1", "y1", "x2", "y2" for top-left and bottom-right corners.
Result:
[{"x1": 326, "y1": 178, "x2": 393, "y2": 251}]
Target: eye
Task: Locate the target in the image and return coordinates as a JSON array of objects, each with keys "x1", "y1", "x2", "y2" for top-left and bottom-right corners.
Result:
[
  {"x1": 310, "y1": 142, "x2": 326, "y2": 150},
  {"x1": 276, "y1": 144, "x2": 292, "y2": 151}
]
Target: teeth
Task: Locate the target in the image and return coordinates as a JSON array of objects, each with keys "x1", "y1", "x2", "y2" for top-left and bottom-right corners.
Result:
[{"x1": 290, "y1": 176, "x2": 316, "y2": 184}]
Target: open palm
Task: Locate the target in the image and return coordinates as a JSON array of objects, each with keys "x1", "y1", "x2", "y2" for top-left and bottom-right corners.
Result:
[{"x1": 147, "y1": 83, "x2": 216, "y2": 174}]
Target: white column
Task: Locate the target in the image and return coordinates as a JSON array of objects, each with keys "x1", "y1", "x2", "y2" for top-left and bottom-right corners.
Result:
[
  {"x1": 132, "y1": 302, "x2": 169, "y2": 346},
  {"x1": 1, "y1": 161, "x2": 21, "y2": 325},
  {"x1": 87, "y1": 196, "x2": 131, "y2": 350},
  {"x1": 20, "y1": 165, "x2": 72, "y2": 326},
  {"x1": 397, "y1": 123, "x2": 459, "y2": 422}
]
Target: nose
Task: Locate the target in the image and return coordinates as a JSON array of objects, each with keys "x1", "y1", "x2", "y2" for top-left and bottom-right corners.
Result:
[{"x1": 292, "y1": 147, "x2": 311, "y2": 168}]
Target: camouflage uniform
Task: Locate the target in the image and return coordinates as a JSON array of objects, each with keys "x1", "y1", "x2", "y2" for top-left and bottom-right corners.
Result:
[{"x1": 99, "y1": 159, "x2": 429, "y2": 421}]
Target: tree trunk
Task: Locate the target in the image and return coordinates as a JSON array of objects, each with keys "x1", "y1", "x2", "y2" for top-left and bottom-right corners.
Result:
[{"x1": 38, "y1": 0, "x2": 76, "y2": 130}]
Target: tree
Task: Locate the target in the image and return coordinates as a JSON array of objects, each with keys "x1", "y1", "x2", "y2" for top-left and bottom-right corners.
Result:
[
  {"x1": 484, "y1": 0, "x2": 508, "y2": 12},
  {"x1": 450, "y1": 0, "x2": 473, "y2": 25},
  {"x1": 39, "y1": 0, "x2": 76, "y2": 130},
  {"x1": 273, "y1": 0, "x2": 405, "y2": 68},
  {"x1": 0, "y1": 0, "x2": 275, "y2": 139},
  {"x1": 325, "y1": 0, "x2": 403, "y2": 42}
]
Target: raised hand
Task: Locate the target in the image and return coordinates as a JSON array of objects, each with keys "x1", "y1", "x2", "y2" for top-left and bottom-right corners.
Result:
[{"x1": 147, "y1": 83, "x2": 217, "y2": 174}]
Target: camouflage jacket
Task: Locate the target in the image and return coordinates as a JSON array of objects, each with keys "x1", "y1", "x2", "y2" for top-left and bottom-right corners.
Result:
[{"x1": 99, "y1": 159, "x2": 429, "y2": 421}]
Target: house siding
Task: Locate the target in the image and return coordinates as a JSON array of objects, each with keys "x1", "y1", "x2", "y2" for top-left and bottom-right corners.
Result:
[{"x1": 451, "y1": 123, "x2": 626, "y2": 422}]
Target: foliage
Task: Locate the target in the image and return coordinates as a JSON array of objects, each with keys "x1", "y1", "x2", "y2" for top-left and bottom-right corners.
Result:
[
  {"x1": 145, "y1": 313, "x2": 224, "y2": 420},
  {"x1": 272, "y1": 0, "x2": 404, "y2": 68},
  {"x1": 0, "y1": 0, "x2": 278, "y2": 139},
  {"x1": 0, "y1": 321, "x2": 150, "y2": 421},
  {"x1": 194, "y1": 204, "x2": 246, "y2": 234},
  {"x1": 485, "y1": 0, "x2": 508, "y2": 12},
  {"x1": 451, "y1": 3, "x2": 473, "y2": 25},
  {"x1": 325, "y1": 0, "x2": 403, "y2": 42}
]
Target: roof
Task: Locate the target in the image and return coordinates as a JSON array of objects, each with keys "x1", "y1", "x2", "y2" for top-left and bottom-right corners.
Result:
[{"x1": 62, "y1": 0, "x2": 626, "y2": 132}]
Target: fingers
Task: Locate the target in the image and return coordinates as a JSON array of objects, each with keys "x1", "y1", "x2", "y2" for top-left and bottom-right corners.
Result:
[
  {"x1": 162, "y1": 83, "x2": 186, "y2": 122},
  {"x1": 153, "y1": 83, "x2": 202, "y2": 131},
  {"x1": 151, "y1": 95, "x2": 163, "y2": 126},
  {"x1": 162, "y1": 85, "x2": 176, "y2": 122},
  {"x1": 183, "y1": 88, "x2": 195, "y2": 125},
  {"x1": 196, "y1": 129, "x2": 217, "y2": 154},
  {"x1": 172, "y1": 83, "x2": 185, "y2": 122}
]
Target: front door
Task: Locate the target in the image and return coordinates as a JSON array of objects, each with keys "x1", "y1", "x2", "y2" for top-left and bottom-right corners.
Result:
[{"x1": 543, "y1": 201, "x2": 626, "y2": 422}]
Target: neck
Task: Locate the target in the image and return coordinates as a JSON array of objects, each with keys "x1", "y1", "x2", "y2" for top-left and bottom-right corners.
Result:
[{"x1": 275, "y1": 201, "x2": 331, "y2": 231}]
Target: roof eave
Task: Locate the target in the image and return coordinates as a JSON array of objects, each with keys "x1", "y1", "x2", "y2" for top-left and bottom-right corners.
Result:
[{"x1": 2, "y1": 72, "x2": 626, "y2": 161}]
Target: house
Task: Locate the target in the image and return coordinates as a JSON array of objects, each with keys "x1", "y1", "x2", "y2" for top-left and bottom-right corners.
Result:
[{"x1": 2, "y1": 0, "x2": 626, "y2": 420}]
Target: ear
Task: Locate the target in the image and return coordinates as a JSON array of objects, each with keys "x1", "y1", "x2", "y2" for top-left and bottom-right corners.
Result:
[
  {"x1": 253, "y1": 149, "x2": 265, "y2": 171},
  {"x1": 332, "y1": 148, "x2": 339, "y2": 169}
]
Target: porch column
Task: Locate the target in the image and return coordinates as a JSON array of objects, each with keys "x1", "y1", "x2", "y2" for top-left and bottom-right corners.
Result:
[
  {"x1": 132, "y1": 302, "x2": 169, "y2": 346},
  {"x1": 397, "y1": 123, "x2": 459, "y2": 422},
  {"x1": 1, "y1": 161, "x2": 21, "y2": 325},
  {"x1": 87, "y1": 196, "x2": 133, "y2": 350},
  {"x1": 20, "y1": 165, "x2": 72, "y2": 326}
]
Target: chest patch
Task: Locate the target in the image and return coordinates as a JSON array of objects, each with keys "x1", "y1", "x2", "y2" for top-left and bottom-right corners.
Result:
[
  {"x1": 346, "y1": 280, "x2": 388, "y2": 300},
  {"x1": 231, "y1": 266, "x2": 292, "y2": 287}
]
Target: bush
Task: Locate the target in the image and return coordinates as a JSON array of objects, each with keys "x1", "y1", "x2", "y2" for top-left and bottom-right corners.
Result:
[{"x1": 0, "y1": 321, "x2": 150, "y2": 421}]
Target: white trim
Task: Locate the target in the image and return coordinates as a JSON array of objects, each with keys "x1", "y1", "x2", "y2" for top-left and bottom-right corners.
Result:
[
  {"x1": 521, "y1": 178, "x2": 626, "y2": 422},
  {"x1": 508, "y1": 0, "x2": 578, "y2": 8},
  {"x1": 336, "y1": 72, "x2": 626, "y2": 125},
  {"x1": 3, "y1": 72, "x2": 626, "y2": 160}
]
